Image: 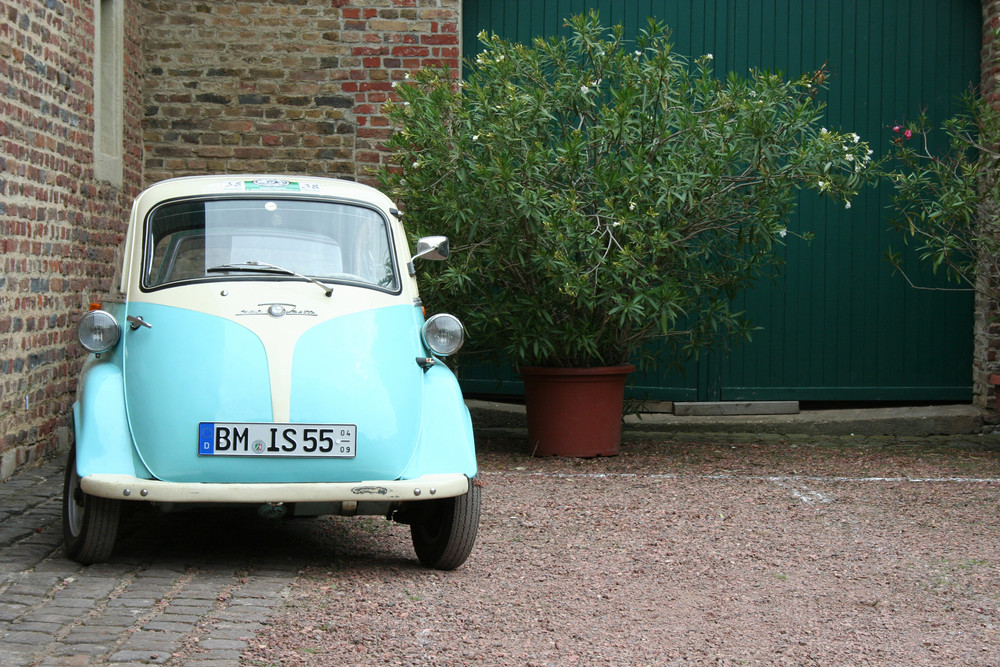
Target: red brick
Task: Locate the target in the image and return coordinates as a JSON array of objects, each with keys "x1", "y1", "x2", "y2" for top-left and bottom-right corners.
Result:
[
  {"x1": 391, "y1": 45, "x2": 429, "y2": 57},
  {"x1": 422, "y1": 34, "x2": 458, "y2": 45}
]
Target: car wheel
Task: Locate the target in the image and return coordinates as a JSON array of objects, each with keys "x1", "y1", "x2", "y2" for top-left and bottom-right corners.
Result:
[
  {"x1": 62, "y1": 446, "x2": 121, "y2": 564},
  {"x1": 410, "y1": 482, "x2": 481, "y2": 570}
]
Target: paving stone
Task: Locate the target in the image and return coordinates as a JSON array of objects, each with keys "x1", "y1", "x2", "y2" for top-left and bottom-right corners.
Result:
[
  {"x1": 108, "y1": 597, "x2": 159, "y2": 608},
  {"x1": 0, "y1": 649, "x2": 36, "y2": 667},
  {"x1": 60, "y1": 628, "x2": 123, "y2": 644},
  {"x1": 50, "y1": 642, "x2": 117, "y2": 656},
  {"x1": 10, "y1": 620, "x2": 64, "y2": 633},
  {"x1": 46, "y1": 597, "x2": 103, "y2": 609},
  {"x1": 0, "y1": 459, "x2": 296, "y2": 667},
  {"x1": 230, "y1": 596, "x2": 283, "y2": 607},
  {"x1": 120, "y1": 629, "x2": 185, "y2": 650},
  {"x1": 199, "y1": 638, "x2": 249, "y2": 650},
  {"x1": 142, "y1": 620, "x2": 197, "y2": 632},
  {"x1": 2, "y1": 629, "x2": 56, "y2": 644},
  {"x1": 7, "y1": 572, "x2": 64, "y2": 592},
  {"x1": 154, "y1": 612, "x2": 203, "y2": 624},
  {"x1": 35, "y1": 656, "x2": 94, "y2": 667},
  {"x1": 162, "y1": 601, "x2": 214, "y2": 615},
  {"x1": 108, "y1": 650, "x2": 172, "y2": 664},
  {"x1": 0, "y1": 602, "x2": 29, "y2": 622},
  {"x1": 21, "y1": 611, "x2": 86, "y2": 625},
  {"x1": 139, "y1": 566, "x2": 187, "y2": 578},
  {"x1": 214, "y1": 605, "x2": 273, "y2": 621}
]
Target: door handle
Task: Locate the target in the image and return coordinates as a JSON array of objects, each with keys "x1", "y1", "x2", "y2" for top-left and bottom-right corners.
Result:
[{"x1": 127, "y1": 315, "x2": 152, "y2": 330}]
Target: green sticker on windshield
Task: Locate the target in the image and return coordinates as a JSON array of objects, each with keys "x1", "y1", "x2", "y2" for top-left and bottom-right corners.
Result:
[{"x1": 243, "y1": 178, "x2": 300, "y2": 192}]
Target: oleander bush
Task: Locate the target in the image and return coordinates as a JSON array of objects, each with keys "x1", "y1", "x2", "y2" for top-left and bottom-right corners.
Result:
[
  {"x1": 886, "y1": 92, "x2": 1000, "y2": 300},
  {"x1": 379, "y1": 11, "x2": 876, "y2": 369}
]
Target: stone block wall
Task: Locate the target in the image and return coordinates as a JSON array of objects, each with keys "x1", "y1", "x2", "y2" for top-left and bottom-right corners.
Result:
[
  {"x1": 141, "y1": 0, "x2": 460, "y2": 186},
  {"x1": 0, "y1": 0, "x2": 144, "y2": 478}
]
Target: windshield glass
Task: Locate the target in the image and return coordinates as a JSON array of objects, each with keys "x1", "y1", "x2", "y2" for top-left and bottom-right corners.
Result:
[{"x1": 143, "y1": 198, "x2": 397, "y2": 291}]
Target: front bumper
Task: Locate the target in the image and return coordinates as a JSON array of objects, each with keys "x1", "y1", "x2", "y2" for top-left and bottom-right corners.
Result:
[{"x1": 80, "y1": 473, "x2": 470, "y2": 503}]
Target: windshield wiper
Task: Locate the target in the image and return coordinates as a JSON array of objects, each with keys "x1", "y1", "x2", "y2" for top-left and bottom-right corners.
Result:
[{"x1": 206, "y1": 261, "x2": 333, "y2": 297}]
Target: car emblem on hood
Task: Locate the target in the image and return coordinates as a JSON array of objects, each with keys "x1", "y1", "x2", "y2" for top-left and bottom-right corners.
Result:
[{"x1": 236, "y1": 303, "x2": 317, "y2": 318}]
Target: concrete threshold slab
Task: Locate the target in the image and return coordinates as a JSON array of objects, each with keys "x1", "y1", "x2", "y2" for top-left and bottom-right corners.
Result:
[
  {"x1": 467, "y1": 400, "x2": 986, "y2": 438},
  {"x1": 673, "y1": 401, "x2": 799, "y2": 416}
]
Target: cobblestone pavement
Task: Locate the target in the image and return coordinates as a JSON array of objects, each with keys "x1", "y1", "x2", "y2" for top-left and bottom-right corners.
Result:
[{"x1": 0, "y1": 456, "x2": 306, "y2": 667}]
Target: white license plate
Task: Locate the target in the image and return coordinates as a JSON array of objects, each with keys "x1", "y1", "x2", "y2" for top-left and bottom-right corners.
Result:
[{"x1": 198, "y1": 422, "x2": 357, "y2": 458}]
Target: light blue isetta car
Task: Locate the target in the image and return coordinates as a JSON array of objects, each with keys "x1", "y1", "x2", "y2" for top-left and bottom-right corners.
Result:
[{"x1": 66, "y1": 175, "x2": 480, "y2": 569}]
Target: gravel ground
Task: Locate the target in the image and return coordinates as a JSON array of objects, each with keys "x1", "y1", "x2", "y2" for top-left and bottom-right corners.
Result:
[{"x1": 243, "y1": 435, "x2": 1000, "y2": 666}]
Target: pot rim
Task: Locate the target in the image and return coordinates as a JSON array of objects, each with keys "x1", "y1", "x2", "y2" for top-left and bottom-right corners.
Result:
[{"x1": 518, "y1": 364, "x2": 636, "y2": 378}]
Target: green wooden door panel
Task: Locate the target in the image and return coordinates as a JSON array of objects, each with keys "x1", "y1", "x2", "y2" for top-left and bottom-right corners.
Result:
[{"x1": 460, "y1": 0, "x2": 980, "y2": 402}]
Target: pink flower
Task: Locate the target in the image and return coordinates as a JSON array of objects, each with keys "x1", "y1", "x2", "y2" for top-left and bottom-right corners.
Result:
[
  {"x1": 904, "y1": 129, "x2": 913, "y2": 139},
  {"x1": 892, "y1": 125, "x2": 900, "y2": 133}
]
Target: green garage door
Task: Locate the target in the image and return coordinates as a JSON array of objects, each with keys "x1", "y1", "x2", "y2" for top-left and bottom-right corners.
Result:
[{"x1": 460, "y1": 0, "x2": 980, "y2": 402}]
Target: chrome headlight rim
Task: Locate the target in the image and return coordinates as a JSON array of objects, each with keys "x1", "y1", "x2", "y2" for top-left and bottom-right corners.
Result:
[
  {"x1": 77, "y1": 309, "x2": 121, "y2": 354},
  {"x1": 421, "y1": 313, "x2": 465, "y2": 357}
]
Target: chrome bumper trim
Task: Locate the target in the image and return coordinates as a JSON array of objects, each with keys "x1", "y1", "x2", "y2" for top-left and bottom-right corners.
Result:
[{"x1": 80, "y1": 473, "x2": 470, "y2": 503}]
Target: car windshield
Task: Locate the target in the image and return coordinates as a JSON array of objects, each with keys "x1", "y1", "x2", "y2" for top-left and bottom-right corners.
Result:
[{"x1": 143, "y1": 198, "x2": 397, "y2": 291}]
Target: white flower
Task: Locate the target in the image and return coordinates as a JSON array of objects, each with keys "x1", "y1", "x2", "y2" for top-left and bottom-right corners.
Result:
[
  {"x1": 628, "y1": 201, "x2": 636, "y2": 211},
  {"x1": 818, "y1": 180, "x2": 827, "y2": 191},
  {"x1": 391, "y1": 81, "x2": 397, "y2": 88},
  {"x1": 404, "y1": 72, "x2": 410, "y2": 80},
  {"x1": 851, "y1": 133, "x2": 860, "y2": 143},
  {"x1": 778, "y1": 229, "x2": 788, "y2": 238},
  {"x1": 411, "y1": 161, "x2": 420, "y2": 169},
  {"x1": 580, "y1": 85, "x2": 590, "y2": 94},
  {"x1": 845, "y1": 153, "x2": 854, "y2": 162},
  {"x1": 820, "y1": 127, "x2": 829, "y2": 135},
  {"x1": 634, "y1": 50, "x2": 642, "y2": 57},
  {"x1": 705, "y1": 53, "x2": 714, "y2": 60},
  {"x1": 472, "y1": 134, "x2": 479, "y2": 141},
  {"x1": 845, "y1": 201, "x2": 852, "y2": 209}
]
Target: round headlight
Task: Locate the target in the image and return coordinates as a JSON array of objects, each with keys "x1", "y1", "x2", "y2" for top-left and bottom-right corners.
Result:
[
  {"x1": 78, "y1": 310, "x2": 120, "y2": 354},
  {"x1": 421, "y1": 313, "x2": 465, "y2": 357}
]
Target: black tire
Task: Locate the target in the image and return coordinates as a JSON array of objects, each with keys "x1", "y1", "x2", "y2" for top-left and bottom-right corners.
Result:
[
  {"x1": 62, "y1": 446, "x2": 121, "y2": 564},
  {"x1": 410, "y1": 482, "x2": 481, "y2": 570}
]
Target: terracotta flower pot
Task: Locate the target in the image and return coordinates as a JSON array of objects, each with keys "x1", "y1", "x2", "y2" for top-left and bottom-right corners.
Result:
[{"x1": 519, "y1": 365, "x2": 636, "y2": 457}]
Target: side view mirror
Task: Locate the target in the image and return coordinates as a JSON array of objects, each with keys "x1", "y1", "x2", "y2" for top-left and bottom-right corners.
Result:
[
  {"x1": 413, "y1": 236, "x2": 449, "y2": 262},
  {"x1": 408, "y1": 236, "x2": 450, "y2": 276}
]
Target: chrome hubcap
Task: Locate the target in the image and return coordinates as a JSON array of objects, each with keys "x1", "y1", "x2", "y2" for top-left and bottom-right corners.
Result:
[{"x1": 66, "y1": 466, "x2": 85, "y2": 537}]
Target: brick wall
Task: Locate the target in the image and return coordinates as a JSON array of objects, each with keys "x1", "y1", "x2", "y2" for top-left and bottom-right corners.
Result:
[
  {"x1": 0, "y1": 0, "x2": 460, "y2": 480},
  {"x1": 978, "y1": 0, "x2": 1000, "y2": 416},
  {"x1": 0, "y1": 0, "x2": 144, "y2": 479},
  {"x1": 141, "y1": 0, "x2": 460, "y2": 186}
]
